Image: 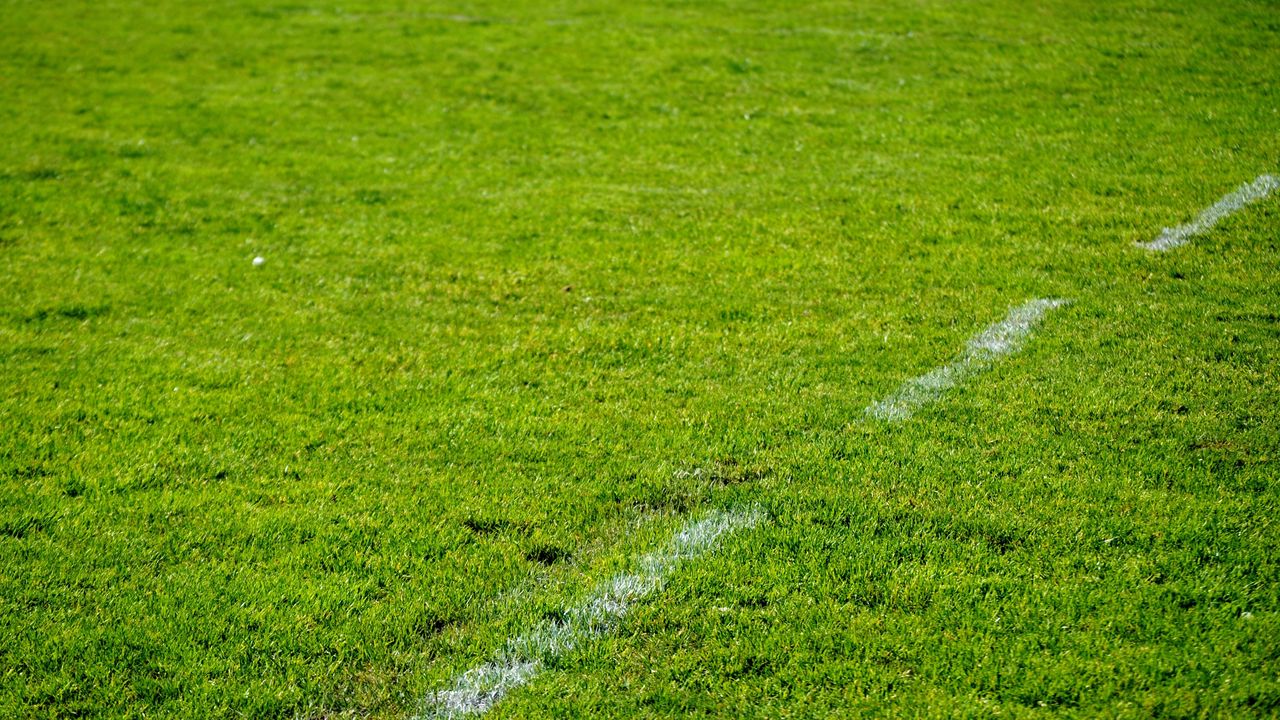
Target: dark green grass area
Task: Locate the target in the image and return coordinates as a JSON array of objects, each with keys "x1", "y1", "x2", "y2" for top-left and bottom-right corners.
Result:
[{"x1": 2, "y1": 0, "x2": 1278, "y2": 717}]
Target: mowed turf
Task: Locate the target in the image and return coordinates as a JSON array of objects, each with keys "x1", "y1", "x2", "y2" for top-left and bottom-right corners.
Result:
[{"x1": 2, "y1": 0, "x2": 1278, "y2": 717}]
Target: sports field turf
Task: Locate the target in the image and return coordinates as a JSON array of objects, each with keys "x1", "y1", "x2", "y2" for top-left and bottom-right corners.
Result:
[{"x1": 2, "y1": 1, "x2": 1279, "y2": 717}]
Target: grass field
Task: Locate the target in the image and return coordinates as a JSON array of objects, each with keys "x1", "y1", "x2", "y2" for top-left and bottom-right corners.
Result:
[{"x1": 2, "y1": 0, "x2": 1279, "y2": 717}]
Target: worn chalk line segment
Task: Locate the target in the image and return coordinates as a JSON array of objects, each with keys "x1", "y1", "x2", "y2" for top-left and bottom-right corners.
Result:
[
  {"x1": 409, "y1": 169, "x2": 1276, "y2": 715},
  {"x1": 417, "y1": 507, "x2": 765, "y2": 718},
  {"x1": 423, "y1": 297, "x2": 1065, "y2": 715},
  {"x1": 866, "y1": 298, "x2": 1069, "y2": 422},
  {"x1": 1138, "y1": 174, "x2": 1279, "y2": 252}
]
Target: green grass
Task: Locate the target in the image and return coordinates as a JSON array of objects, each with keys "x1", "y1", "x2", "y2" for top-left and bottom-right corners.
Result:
[{"x1": 2, "y1": 0, "x2": 1278, "y2": 717}]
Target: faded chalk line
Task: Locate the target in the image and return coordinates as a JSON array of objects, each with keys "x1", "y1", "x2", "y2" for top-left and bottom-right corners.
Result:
[
  {"x1": 411, "y1": 168, "x2": 1273, "y2": 715},
  {"x1": 866, "y1": 298, "x2": 1068, "y2": 422},
  {"x1": 418, "y1": 507, "x2": 764, "y2": 718},
  {"x1": 1139, "y1": 174, "x2": 1278, "y2": 251}
]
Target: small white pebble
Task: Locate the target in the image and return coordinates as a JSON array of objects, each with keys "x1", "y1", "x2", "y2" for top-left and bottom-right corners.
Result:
[{"x1": 252, "y1": 256, "x2": 265, "y2": 267}]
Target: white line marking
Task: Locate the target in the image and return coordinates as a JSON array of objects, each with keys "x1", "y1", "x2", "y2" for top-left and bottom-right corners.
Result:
[
  {"x1": 866, "y1": 298, "x2": 1068, "y2": 422},
  {"x1": 406, "y1": 170, "x2": 1266, "y2": 716},
  {"x1": 417, "y1": 507, "x2": 765, "y2": 718},
  {"x1": 420, "y1": 12, "x2": 495, "y2": 24},
  {"x1": 1138, "y1": 174, "x2": 1279, "y2": 251}
]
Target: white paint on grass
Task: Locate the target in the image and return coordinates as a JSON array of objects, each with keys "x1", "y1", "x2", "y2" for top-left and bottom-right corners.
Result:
[
  {"x1": 1138, "y1": 174, "x2": 1279, "y2": 251},
  {"x1": 419, "y1": 507, "x2": 764, "y2": 718},
  {"x1": 420, "y1": 12, "x2": 495, "y2": 24},
  {"x1": 867, "y1": 298, "x2": 1068, "y2": 422}
]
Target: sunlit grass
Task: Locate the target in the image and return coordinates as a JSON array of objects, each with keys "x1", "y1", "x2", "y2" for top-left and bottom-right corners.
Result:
[{"x1": 2, "y1": 1, "x2": 1278, "y2": 717}]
